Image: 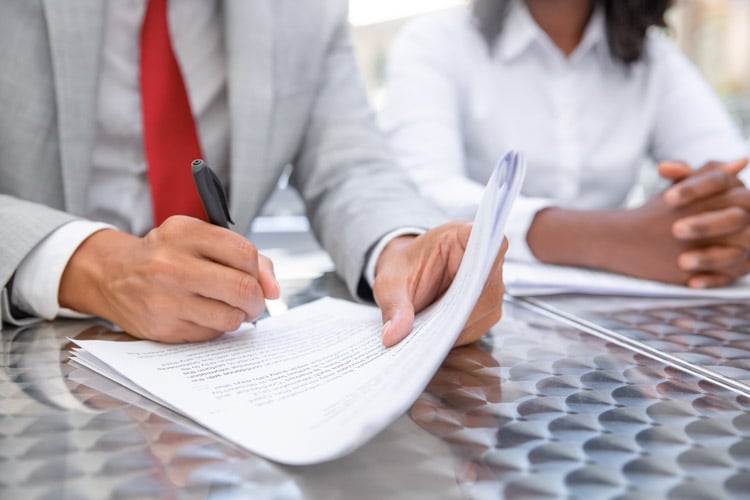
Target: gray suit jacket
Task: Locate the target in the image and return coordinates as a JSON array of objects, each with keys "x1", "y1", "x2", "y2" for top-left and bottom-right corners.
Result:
[{"x1": 0, "y1": 0, "x2": 447, "y2": 325}]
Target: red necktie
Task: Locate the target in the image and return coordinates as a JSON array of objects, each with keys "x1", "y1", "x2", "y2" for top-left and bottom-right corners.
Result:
[{"x1": 140, "y1": 0, "x2": 207, "y2": 225}]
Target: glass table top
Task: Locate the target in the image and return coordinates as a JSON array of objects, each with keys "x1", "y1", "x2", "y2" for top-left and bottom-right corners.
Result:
[{"x1": 3, "y1": 270, "x2": 750, "y2": 499}]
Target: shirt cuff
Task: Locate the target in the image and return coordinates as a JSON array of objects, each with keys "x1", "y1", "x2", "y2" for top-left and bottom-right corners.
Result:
[
  {"x1": 12, "y1": 220, "x2": 115, "y2": 320},
  {"x1": 504, "y1": 196, "x2": 556, "y2": 263},
  {"x1": 1, "y1": 287, "x2": 40, "y2": 326},
  {"x1": 364, "y1": 227, "x2": 426, "y2": 288}
]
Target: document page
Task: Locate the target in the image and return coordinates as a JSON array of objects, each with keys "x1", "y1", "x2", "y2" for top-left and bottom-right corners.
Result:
[
  {"x1": 504, "y1": 260, "x2": 750, "y2": 299},
  {"x1": 71, "y1": 151, "x2": 527, "y2": 465}
]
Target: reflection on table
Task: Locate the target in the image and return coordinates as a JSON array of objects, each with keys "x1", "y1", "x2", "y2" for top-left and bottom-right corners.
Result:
[
  {"x1": 521, "y1": 295, "x2": 750, "y2": 396},
  {"x1": 3, "y1": 267, "x2": 750, "y2": 498}
]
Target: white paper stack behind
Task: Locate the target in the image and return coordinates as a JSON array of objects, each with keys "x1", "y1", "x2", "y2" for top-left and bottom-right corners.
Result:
[{"x1": 505, "y1": 260, "x2": 750, "y2": 299}]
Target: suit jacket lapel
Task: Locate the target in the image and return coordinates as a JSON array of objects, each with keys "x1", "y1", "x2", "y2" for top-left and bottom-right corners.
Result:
[
  {"x1": 224, "y1": 0, "x2": 274, "y2": 234},
  {"x1": 43, "y1": 0, "x2": 104, "y2": 216}
]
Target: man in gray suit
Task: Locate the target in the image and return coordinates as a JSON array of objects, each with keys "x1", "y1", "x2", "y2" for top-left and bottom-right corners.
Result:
[{"x1": 0, "y1": 0, "x2": 506, "y2": 346}]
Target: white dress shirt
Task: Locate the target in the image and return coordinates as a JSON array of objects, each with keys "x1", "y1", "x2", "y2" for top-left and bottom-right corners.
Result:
[
  {"x1": 87, "y1": 0, "x2": 230, "y2": 236},
  {"x1": 382, "y1": 1, "x2": 749, "y2": 262}
]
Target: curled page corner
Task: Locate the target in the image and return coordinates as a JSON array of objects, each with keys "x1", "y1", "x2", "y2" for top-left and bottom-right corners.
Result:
[{"x1": 444, "y1": 149, "x2": 527, "y2": 307}]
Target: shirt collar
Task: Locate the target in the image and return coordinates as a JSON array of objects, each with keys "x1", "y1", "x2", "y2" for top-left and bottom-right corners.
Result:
[
  {"x1": 573, "y1": 5, "x2": 607, "y2": 61},
  {"x1": 496, "y1": 0, "x2": 539, "y2": 62},
  {"x1": 496, "y1": 0, "x2": 608, "y2": 63}
]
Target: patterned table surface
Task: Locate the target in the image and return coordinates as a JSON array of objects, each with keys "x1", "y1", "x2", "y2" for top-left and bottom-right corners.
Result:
[
  {"x1": 3, "y1": 274, "x2": 750, "y2": 499},
  {"x1": 520, "y1": 295, "x2": 750, "y2": 398}
]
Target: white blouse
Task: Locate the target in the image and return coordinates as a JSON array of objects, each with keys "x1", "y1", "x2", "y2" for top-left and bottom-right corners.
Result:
[{"x1": 381, "y1": 1, "x2": 748, "y2": 261}]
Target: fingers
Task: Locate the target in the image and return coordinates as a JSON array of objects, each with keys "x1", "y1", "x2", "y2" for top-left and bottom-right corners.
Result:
[
  {"x1": 373, "y1": 226, "x2": 466, "y2": 347},
  {"x1": 673, "y1": 206, "x2": 750, "y2": 240},
  {"x1": 157, "y1": 217, "x2": 278, "y2": 285},
  {"x1": 131, "y1": 318, "x2": 225, "y2": 344},
  {"x1": 658, "y1": 161, "x2": 692, "y2": 182},
  {"x1": 664, "y1": 167, "x2": 743, "y2": 207},
  {"x1": 196, "y1": 230, "x2": 260, "y2": 275},
  {"x1": 721, "y1": 157, "x2": 749, "y2": 176},
  {"x1": 178, "y1": 295, "x2": 249, "y2": 335},
  {"x1": 678, "y1": 245, "x2": 748, "y2": 273},
  {"x1": 172, "y1": 260, "x2": 266, "y2": 320},
  {"x1": 454, "y1": 238, "x2": 507, "y2": 346},
  {"x1": 659, "y1": 158, "x2": 749, "y2": 185},
  {"x1": 686, "y1": 259, "x2": 750, "y2": 289},
  {"x1": 122, "y1": 263, "x2": 257, "y2": 341},
  {"x1": 668, "y1": 186, "x2": 750, "y2": 291},
  {"x1": 678, "y1": 242, "x2": 750, "y2": 289},
  {"x1": 720, "y1": 226, "x2": 750, "y2": 250},
  {"x1": 454, "y1": 305, "x2": 502, "y2": 347},
  {"x1": 687, "y1": 273, "x2": 737, "y2": 290},
  {"x1": 697, "y1": 158, "x2": 749, "y2": 176},
  {"x1": 373, "y1": 223, "x2": 505, "y2": 348},
  {"x1": 370, "y1": 236, "x2": 419, "y2": 347},
  {"x1": 673, "y1": 196, "x2": 750, "y2": 285},
  {"x1": 125, "y1": 291, "x2": 240, "y2": 343},
  {"x1": 110, "y1": 217, "x2": 282, "y2": 342},
  {"x1": 147, "y1": 218, "x2": 279, "y2": 321},
  {"x1": 154, "y1": 215, "x2": 279, "y2": 300}
]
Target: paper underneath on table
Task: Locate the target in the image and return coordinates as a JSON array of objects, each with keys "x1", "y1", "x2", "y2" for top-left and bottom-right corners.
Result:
[{"x1": 504, "y1": 260, "x2": 750, "y2": 299}]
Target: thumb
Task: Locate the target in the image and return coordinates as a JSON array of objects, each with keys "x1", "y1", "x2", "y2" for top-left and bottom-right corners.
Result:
[
  {"x1": 657, "y1": 161, "x2": 692, "y2": 182},
  {"x1": 376, "y1": 283, "x2": 416, "y2": 348},
  {"x1": 720, "y1": 157, "x2": 749, "y2": 176}
]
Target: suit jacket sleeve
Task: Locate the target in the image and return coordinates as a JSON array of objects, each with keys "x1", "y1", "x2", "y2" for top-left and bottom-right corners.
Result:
[
  {"x1": 0, "y1": 196, "x2": 80, "y2": 324},
  {"x1": 289, "y1": 2, "x2": 449, "y2": 299}
]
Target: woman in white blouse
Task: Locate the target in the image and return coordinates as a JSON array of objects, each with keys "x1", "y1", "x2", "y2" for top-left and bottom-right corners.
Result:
[{"x1": 382, "y1": 0, "x2": 750, "y2": 288}]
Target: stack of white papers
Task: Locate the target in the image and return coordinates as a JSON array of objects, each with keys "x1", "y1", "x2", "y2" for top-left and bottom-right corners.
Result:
[
  {"x1": 70, "y1": 151, "x2": 527, "y2": 465},
  {"x1": 504, "y1": 260, "x2": 750, "y2": 299}
]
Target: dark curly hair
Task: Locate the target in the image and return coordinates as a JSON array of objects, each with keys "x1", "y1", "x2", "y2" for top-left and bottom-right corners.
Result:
[{"x1": 473, "y1": 0, "x2": 673, "y2": 64}]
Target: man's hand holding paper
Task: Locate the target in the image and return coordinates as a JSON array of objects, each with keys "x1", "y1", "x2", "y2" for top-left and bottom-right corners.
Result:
[{"x1": 373, "y1": 224, "x2": 508, "y2": 348}]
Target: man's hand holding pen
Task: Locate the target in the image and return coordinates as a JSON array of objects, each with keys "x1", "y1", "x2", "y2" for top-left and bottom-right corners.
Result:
[
  {"x1": 58, "y1": 217, "x2": 280, "y2": 343},
  {"x1": 58, "y1": 160, "x2": 279, "y2": 343}
]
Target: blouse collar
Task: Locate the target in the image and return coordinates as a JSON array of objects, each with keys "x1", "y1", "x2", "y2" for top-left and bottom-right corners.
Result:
[{"x1": 496, "y1": 0, "x2": 608, "y2": 63}]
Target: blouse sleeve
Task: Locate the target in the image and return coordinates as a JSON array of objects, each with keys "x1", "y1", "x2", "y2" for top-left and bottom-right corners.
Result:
[
  {"x1": 647, "y1": 36, "x2": 748, "y2": 170},
  {"x1": 381, "y1": 14, "x2": 562, "y2": 261},
  {"x1": 381, "y1": 14, "x2": 485, "y2": 221}
]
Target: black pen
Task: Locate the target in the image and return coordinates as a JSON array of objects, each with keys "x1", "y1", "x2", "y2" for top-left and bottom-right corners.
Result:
[{"x1": 192, "y1": 159, "x2": 234, "y2": 228}]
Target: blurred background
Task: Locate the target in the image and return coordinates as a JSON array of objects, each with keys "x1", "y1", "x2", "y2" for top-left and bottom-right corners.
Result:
[
  {"x1": 255, "y1": 0, "x2": 750, "y2": 235},
  {"x1": 349, "y1": 0, "x2": 750, "y2": 132}
]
